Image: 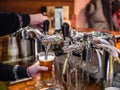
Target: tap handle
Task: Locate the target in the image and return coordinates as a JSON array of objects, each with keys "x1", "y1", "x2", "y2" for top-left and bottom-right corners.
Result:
[
  {"x1": 62, "y1": 23, "x2": 69, "y2": 40},
  {"x1": 82, "y1": 47, "x2": 87, "y2": 61},
  {"x1": 43, "y1": 20, "x2": 49, "y2": 35}
]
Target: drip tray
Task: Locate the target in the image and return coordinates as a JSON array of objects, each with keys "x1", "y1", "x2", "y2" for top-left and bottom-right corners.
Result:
[
  {"x1": 2, "y1": 56, "x2": 34, "y2": 66},
  {"x1": 8, "y1": 77, "x2": 33, "y2": 85}
]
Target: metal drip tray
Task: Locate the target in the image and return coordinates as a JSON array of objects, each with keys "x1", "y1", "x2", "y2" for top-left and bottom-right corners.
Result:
[
  {"x1": 2, "y1": 56, "x2": 34, "y2": 65},
  {"x1": 9, "y1": 77, "x2": 33, "y2": 85}
]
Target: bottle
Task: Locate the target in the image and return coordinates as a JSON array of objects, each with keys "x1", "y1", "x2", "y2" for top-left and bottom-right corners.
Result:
[{"x1": 54, "y1": 6, "x2": 63, "y2": 35}]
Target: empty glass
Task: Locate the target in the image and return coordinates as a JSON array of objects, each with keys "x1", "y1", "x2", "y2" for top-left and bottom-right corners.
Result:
[
  {"x1": 54, "y1": 54, "x2": 66, "y2": 90},
  {"x1": 54, "y1": 52, "x2": 81, "y2": 90},
  {"x1": 76, "y1": 60, "x2": 89, "y2": 90}
]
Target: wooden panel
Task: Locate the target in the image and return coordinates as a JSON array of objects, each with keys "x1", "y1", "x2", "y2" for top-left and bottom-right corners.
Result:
[{"x1": 0, "y1": 0, "x2": 74, "y2": 19}]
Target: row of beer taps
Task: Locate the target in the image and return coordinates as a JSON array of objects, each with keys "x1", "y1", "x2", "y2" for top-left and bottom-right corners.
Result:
[{"x1": 12, "y1": 20, "x2": 120, "y2": 88}]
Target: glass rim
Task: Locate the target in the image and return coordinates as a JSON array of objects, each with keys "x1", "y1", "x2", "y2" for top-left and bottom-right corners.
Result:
[
  {"x1": 38, "y1": 52, "x2": 55, "y2": 56},
  {"x1": 38, "y1": 52, "x2": 56, "y2": 61}
]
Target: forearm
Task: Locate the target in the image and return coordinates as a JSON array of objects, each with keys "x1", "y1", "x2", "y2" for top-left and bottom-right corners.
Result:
[
  {"x1": 0, "y1": 12, "x2": 30, "y2": 36},
  {"x1": 0, "y1": 62, "x2": 29, "y2": 81}
]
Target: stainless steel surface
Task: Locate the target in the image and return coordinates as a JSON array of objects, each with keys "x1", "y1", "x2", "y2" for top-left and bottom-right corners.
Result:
[
  {"x1": 2, "y1": 56, "x2": 34, "y2": 65},
  {"x1": 20, "y1": 39, "x2": 32, "y2": 57},
  {"x1": 16, "y1": 27, "x2": 43, "y2": 61},
  {"x1": 9, "y1": 77, "x2": 33, "y2": 85}
]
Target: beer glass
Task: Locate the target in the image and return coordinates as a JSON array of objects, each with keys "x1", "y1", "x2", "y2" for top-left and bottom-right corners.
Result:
[
  {"x1": 38, "y1": 52, "x2": 55, "y2": 89},
  {"x1": 54, "y1": 53, "x2": 81, "y2": 90},
  {"x1": 54, "y1": 55, "x2": 66, "y2": 90}
]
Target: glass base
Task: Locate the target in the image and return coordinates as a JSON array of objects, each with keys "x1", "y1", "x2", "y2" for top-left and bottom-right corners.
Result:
[
  {"x1": 53, "y1": 86, "x2": 65, "y2": 90},
  {"x1": 37, "y1": 87, "x2": 64, "y2": 90},
  {"x1": 35, "y1": 80, "x2": 64, "y2": 90},
  {"x1": 35, "y1": 79, "x2": 55, "y2": 90}
]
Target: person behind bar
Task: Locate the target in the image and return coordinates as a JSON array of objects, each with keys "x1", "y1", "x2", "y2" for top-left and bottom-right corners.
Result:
[
  {"x1": 85, "y1": 0, "x2": 120, "y2": 31},
  {"x1": 0, "y1": 12, "x2": 48, "y2": 81}
]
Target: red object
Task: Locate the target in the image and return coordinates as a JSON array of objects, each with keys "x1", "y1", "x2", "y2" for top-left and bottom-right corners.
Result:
[{"x1": 115, "y1": 11, "x2": 120, "y2": 27}]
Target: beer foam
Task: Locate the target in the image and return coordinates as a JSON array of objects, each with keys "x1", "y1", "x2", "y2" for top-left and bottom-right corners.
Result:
[{"x1": 39, "y1": 55, "x2": 55, "y2": 62}]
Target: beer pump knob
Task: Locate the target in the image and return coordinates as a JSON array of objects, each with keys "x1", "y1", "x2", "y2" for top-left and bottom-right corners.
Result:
[
  {"x1": 43, "y1": 20, "x2": 49, "y2": 35},
  {"x1": 62, "y1": 23, "x2": 69, "y2": 40},
  {"x1": 82, "y1": 47, "x2": 87, "y2": 61}
]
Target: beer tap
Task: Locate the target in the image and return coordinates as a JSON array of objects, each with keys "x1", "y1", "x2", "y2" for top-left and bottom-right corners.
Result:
[
  {"x1": 43, "y1": 20, "x2": 49, "y2": 35},
  {"x1": 62, "y1": 23, "x2": 70, "y2": 47},
  {"x1": 61, "y1": 22, "x2": 70, "y2": 70},
  {"x1": 99, "y1": 38, "x2": 115, "y2": 89},
  {"x1": 61, "y1": 23, "x2": 73, "y2": 90},
  {"x1": 43, "y1": 20, "x2": 50, "y2": 60},
  {"x1": 79, "y1": 46, "x2": 89, "y2": 90}
]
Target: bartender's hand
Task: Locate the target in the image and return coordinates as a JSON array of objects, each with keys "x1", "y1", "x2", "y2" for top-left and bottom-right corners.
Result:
[
  {"x1": 27, "y1": 61, "x2": 48, "y2": 77},
  {"x1": 29, "y1": 13, "x2": 47, "y2": 28}
]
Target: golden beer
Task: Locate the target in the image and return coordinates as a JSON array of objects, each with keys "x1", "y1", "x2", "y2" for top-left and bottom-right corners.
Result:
[{"x1": 38, "y1": 52, "x2": 55, "y2": 88}]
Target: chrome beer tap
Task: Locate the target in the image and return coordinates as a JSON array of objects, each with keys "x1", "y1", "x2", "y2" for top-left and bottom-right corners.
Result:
[
  {"x1": 92, "y1": 32, "x2": 120, "y2": 89},
  {"x1": 42, "y1": 20, "x2": 50, "y2": 60},
  {"x1": 15, "y1": 26, "x2": 44, "y2": 62},
  {"x1": 62, "y1": 23, "x2": 70, "y2": 47}
]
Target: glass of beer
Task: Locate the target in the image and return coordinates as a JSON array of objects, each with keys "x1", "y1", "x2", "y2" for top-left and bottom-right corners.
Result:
[{"x1": 38, "y1": 52, "x2": 55, "y2": 89}]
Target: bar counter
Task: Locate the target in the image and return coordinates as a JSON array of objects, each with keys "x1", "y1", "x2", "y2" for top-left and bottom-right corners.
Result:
[
  {"x1": 8, "y1": 77, "x2": 102, "y2": 90},
  {"x1": 0, "y1": 28, "x2": 120, "y2": 90}
]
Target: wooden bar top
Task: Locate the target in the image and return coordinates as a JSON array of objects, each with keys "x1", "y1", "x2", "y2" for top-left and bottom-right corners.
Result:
[{"x1": 8, "y1": 77, "x2": 102, "y2": 90}]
